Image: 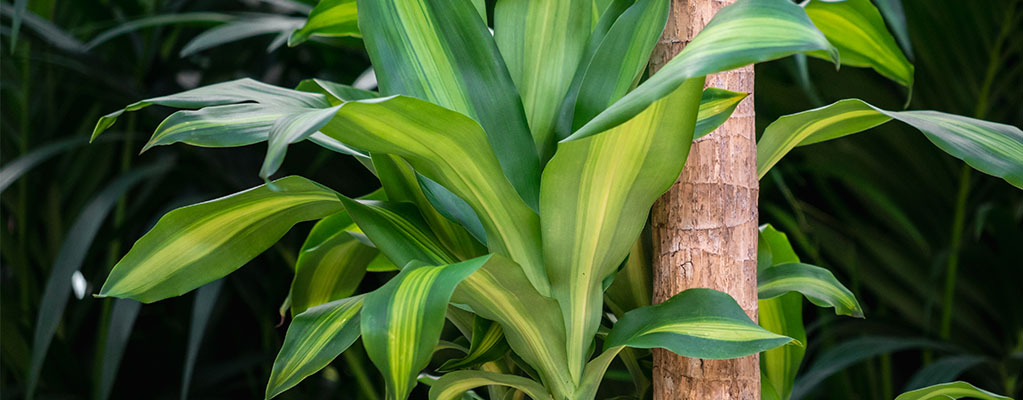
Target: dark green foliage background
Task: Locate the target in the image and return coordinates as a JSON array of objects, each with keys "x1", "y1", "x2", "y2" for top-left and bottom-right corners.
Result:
[{"x1": 1, "y1": 0, "x2": 1019, "y2": 399}]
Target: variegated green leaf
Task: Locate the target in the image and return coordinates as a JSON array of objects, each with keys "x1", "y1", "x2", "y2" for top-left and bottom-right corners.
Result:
[
  {"x1": 296, "y1": 78, "x2": 379, "y2": 105},
  {"x1": 695, "y1": 88, "x2": 748, "y2": 139},
  {"x1": 266, "y1": 295, "x2": 364, "y2": 399},
  {"x1": 290, "y1": 211, "x2": 378, "y2": 315},
  {"x1": 429, "y1": 371, "x2": 550, "y2": 400},
  {"x1": 372, "y1": 153, "x2": 484, "y2": 259},
  {"x1": 358, "y1": 0, "x2": 541, "y2": 210},
  {"x1": 319, "y1": 95, "x2": 547, "y2": 294},
  {"x1": 541, "y1": 78, "x2": 704, "y2": 379},
  {"x1": 756, "y1": 99, "x2": 1023, "y2": 188},
  {"x1": 98, "y1": 176, "x2": 342, "y2": 303},
  {"x1": 805, "y1": 0, "x2": 914, "y2": 88},
  {"x1": 894, "y1": 381, "x2": 1012, "y2": 400},
  {"x1": 337, "y1": 193, "x2": 571, "y2": 398},
  {"x1": 567, "y1": 0, "x2": 838, "y2": 141},
  {"x1": 92, "y1": 78, "x2": 330, "y2": 140},
  {"x1": 604, "y1": 288, "x2": 796, "y2": 358},
  {"x1": 438, "y1": 316, "x2": 510, "y2": 372},
  {"x1": 604, "y1": 231, "x2": 653, "y2": 317},
  {"x1": 758, "y1": 224, "x2": 806, "y2": 400},
  {"x1": 289, "y1": 0, "x2": 360, "y2": 46},
  {"x1": 759, "y1": 263, "x2": 864, "y2": 318},
  {"x1": 568, "y1": 0, "x2": 669, "y2": 133},
  {"x1": 495, "y1": 0, "x2": 592, "y2": 158},
  {"x1": 179, "y1": 16, "x2": 305, "y2": 57},
  {"x1": 361, "y1": 256, "x2": 491, "y2": 400},
  {"x1": 260, "y1": 105, "x2": 342, "y2": 180}
]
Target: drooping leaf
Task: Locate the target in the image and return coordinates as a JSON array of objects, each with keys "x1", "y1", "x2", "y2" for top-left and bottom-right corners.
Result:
[
  {"x1": 438, "y1": 317, "x2": 510, "y2": 372},
  {"x1": 756, "y1": 98, "x2": 1023, "y2": 188},
  {"x1": 289, "y1": 0, "x2": 360, "y2": 46},
  {"x1": 758, "y1": 263, "x2": 864, "y2": 318},
  {"x1": 494, "y1": 0, "x2": 593, "y2": 158},
  {"x1": 296, "y1": 78, "x2": 379, "y2": 105},
  {"x1": 805, "y1": 0, "x2": 913, "y2": 87},
  {"x1": 358, "y1": 0, "x2": 541, "y2": 211},
  {"x1": 604, "y1": 288, "x2": 796, "y2": 358},
  {"x1": 0, "y1": 3, "x2": 87, "y2": 53},
  {"x1": 566, "y1": 0, "x2": 838, "y2": 141},
  {"x1": 259, "y1": 105, "x2": 343, "y2": 180},
  {"x1": 84, "y1": 12, "x2": 235, "y2": 50},
  {"x1": 429, "y1": 371, "x2": 550, "y2": 400},
  {"x1": 290, "y1": 213, "x2": 378, "y2": 315},
  {"x1": 871, "y1": 0, "x2": 912, "y2": 58},
  {"x1": 568, "y1": 0, "x2": 669, "y2": 132},
  {"x1": 339, "y1": 196, "x2": 456, "y2": 267},
  {"x1": 180, "y1": 280, "x2": 223, "y2": 400},
  {"x1": 319, "y1": 95, "x2": 547, "y2": 294},
  {"x1": 0, "y1": 137, "x2": 88, "y2": 193},
  {"x1": 894, "y1": 381, "x2": 1012, "y2": 400},
  {"x1": 8, "y1": 0, "x2": 26, "y2": 49},
  {"x1": 541, "y1": 78, "x2": 704, "y2": 378},
  {"x1": 757, "y1": 224, "x2": 806, "y2": 400},
  {"x1": 361, "y1": 256, "x2": 491, "y2": 400},
  {"x1": 27, "y1": 163, "x2": 169, "y2": 400},
  {"x1": 98, "y1": 176, "x2": 343, "y2": 303},
  {"x1": 695, "y1": 88, "x2": 748, "y2": 139},
  {"x1": 266, "y1": 295, "x2": 364, "y2": 399},
  {"x1": 179, "y1": 16, "x2": 306, "y2": 57}
]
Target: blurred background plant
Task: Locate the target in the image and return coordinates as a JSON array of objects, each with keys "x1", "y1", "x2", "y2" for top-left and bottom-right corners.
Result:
[{"x1": 1, "y1": 0, "x2": 1019, "y2": 399}]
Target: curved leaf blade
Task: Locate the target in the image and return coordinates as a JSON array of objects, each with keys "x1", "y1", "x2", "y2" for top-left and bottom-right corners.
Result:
[
  {"x1": 99, "y1": 176, "x2": 343, "y2": 303},
  {"x1": 567, "y1": 0, "x2": 837, "y2": 141},
  {"x1": 757, "y1": 224, "x2": 806, "y2": 400},
  {"x1": 429, "y1": 371, "x2": 550, "y2": 400},
  {"x1": 438, "y1": 317, "x2": 510, "y2": 372},
  {"x1": 541, "y1": 78, "x2": 704, "y2": 378},
  {"x1": 289, "y1": 0, "x2": 360, "y2": 46},
  {"x1": 805, "y1": 0, "x2": 914, "y2": 87},
  {"x1": 604, "y1": 288, "x2": 796, "y2": 358},
  {"x1": 361, "y1": 256, "x2": 490, "y2": 400},
  {"x1": 358, "y1": 0, "x2": 541, "y2": 210},
  {"x1": 266, "y1": 295, "x2": 364, "y2": 399},
  {"x1": 291, "y1": 215, "x2": 377, "y2": 314},
  {"x1": 758, "y1": 262, "x2": 864, "y2": 318},
  {"x1": 495, "y1": 0, "x2": 593, "y2": 158},
  {"x1": 756, "y1": 99, "x2": 1023, "y2": 188},
  {"x1": 179, "y1": 16, "x2": 305, "y2": 57},
  {"x1": 894, "y1": 381, "x2": 1012, "y2": 400},
  {"x1": 695, "y1": 88, "x2": 748, "y2": 139},
  {"x1": 320, "y1": 96, "x2": 547, "y2": 294}
]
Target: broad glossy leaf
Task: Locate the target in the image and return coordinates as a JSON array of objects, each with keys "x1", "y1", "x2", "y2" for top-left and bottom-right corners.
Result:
[
  {"x1": 358, "y1": 0, "x2": 541, "y2": 210},
  {"x1": 291, "y1": 213, "x2": 377, "y2": 314},
  {"x1": 495, "y1": 0, "x2": 592, "y2": 158},
  {"x1": 92, "y1": 78, "x2": 330, "y2": 140},
  {"x1": 429, "y1": 371, "x2": 550, "y2": 400},
  {"x1": 805, "y1": 0, "x2": 913, "y2": 87},
  {"x1": 759, "y1": 263, "x2": 864, "y2": 318},
  {"x1": 338, "y1": 193, "x2": 570, "y2": 397},
  {"x1": 296, "y1": 78, "x2": 379, "y2": 105},
  {"x1": 361, "y1": 256, "x2": 490, "y2": 400},
  {"x1": 438, "y1": 317, "x2": 510, "y2": 372},
  {"x1": 569, "y1": 0, "x2": 669, "y2": 132},
  {"x1": 695, "y1": 88, "x2": 748, "y2": 139},
  {"x1": 372, "y1": 153, "x2": 484, "y2": 259},
  {"x1": 266, "y1": 295, "x2": 364, "y2": 399},
  {"x1": 567, "y1": 0, "x2": 838, "y2": 141},
  {"x1": 261, "y1": 105, "x2": 342, "y2": 179},
  {"x1": 416, "y1": 175, "x2": 488, "y2": 246},
  {"x1": 758, "y1": 224, "x2": 806, "y2": 400},
  {"x1": 99, "y1": 176, "x2": 343, "y2": 303},
  {"x1": 872, "y1": 0, "x2": 912, "y2": 58},
  {"x1": 756, "y1": 99, "x2": 1023, "y2": 188},
  {"x1": 604, "y1": 288, "x2": 796, "y2": 358},
  {"x1": 542, "y1": 78, "x2": 703, "y2": 378},
  {"x1": 319, "y1": 96, "x2": 547, "y2": 294},
  {"x1": 894, "y1": 381, "x2": 1011, "y2": 400},
  {"x1": 179, "y1": 16, "x2": 305, "y2": 57},
  {"x1": 27, "y1": 163, "x2": 169, "y2": 399},
  {"x1": 289, "y1": 0, "x2": 360, "y2": 46}
]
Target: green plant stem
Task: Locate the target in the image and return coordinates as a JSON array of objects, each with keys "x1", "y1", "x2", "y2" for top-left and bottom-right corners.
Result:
[{"x1": 939, "y1": 163, "x2": 970, "y2": 340}]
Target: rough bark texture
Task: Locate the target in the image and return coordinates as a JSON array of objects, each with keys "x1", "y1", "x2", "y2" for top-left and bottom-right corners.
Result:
[{"x1": 649, "y1": 0, "x2": 760, "y2": 399}]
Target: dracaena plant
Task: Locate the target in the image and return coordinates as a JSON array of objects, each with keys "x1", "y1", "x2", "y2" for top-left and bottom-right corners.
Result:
[{"x1": 89, "y1": 0, "x2": 1023, "y2": 399}]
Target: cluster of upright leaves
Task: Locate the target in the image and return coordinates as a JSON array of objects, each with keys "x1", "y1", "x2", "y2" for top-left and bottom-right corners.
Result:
[{"x1": 88, "y1": 0, "x2": 1022, "y2": 399}]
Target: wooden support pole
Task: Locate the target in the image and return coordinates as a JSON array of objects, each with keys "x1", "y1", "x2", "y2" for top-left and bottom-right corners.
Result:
[{"x1": 649, "y1": 0, "x2": 760, "y2": 399}]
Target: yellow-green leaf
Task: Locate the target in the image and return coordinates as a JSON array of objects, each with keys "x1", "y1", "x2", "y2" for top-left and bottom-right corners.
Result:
[
  {"x1": 429, "y1": 371, "x2": 550, "y2": 400},
  {"x1": 759, "y1": 262, "x2": 864, "y2": 318},
  {"x1": 895, "y1": 381, "x2": 1012, "y2": 400},
  {"x1": 99, "y1": 176, "x2": 342, "y2": 303},
  {"x1": 289, "y1": 0, "x2": 360, "y2": 46},
  {"x1": 805, "y1": 0, "x2": 914, "y2": 88},
  {"x1": 290, "y1": 212, "x2": 378, "y2": 315}
]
